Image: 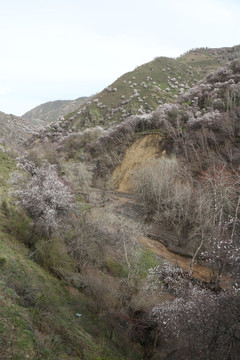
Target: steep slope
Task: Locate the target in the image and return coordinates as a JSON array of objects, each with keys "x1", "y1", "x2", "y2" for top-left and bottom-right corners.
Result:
[
  {"x1": 0, "y1": 151, "x2": 142, "y2": 360},
  {"x1": 96, "y1": 59, "x2": 240, "y2": 254},
  {"x1": 63, "y1": 56, "x2": 201, "y2": 131},
  {"x1": 91, "y1": 58, "x2": 240, "y2": 172},
  {"x1": 61, "y1": 45, "x2": 240, "y2": 131},
  {"x1": 22, "y1": 96, "x2": 89, "y2": 126},
  {"x1": 0, "y1": 111, "x2": 37, "y2": 148},
  {"x1": 0, "y1": 225, "x2": 141, "y2": 360},
  {"x1": 26, "y1": 45, "x2": 240, "y2": 148}
]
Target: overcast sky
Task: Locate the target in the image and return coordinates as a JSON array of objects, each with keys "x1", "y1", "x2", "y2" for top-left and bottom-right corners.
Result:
[{"x1": 0, "y1": 0, "x2": 240, "y2": 116}]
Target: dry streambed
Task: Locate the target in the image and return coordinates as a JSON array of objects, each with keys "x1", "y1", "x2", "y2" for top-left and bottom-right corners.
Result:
[{"x1": 92, "y1": 188, "x2": 230, "y2": 288}]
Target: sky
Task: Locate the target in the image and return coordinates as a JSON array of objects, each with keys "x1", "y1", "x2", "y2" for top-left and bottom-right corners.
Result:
[{"x1": 0, "y1": 0, "x2": 240, "y2": 116}]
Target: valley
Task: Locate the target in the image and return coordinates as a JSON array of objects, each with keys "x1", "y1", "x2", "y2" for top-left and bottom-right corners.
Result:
[{"x1": 1, "y1": 45, "x2": 240, "y2": 359}]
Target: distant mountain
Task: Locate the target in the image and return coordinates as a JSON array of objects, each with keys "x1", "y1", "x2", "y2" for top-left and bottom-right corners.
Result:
[
  {"x1": 0, "y1": 111, "x2": 37, "y2": 147},
  {"x1": 22, "y1": 97, "x2": 89, "y2": 126}
]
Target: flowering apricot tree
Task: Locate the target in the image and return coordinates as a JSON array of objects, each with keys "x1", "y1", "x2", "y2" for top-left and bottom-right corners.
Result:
[{"x1": 10, "y1": 159, "x2": 73, "y2": 236}]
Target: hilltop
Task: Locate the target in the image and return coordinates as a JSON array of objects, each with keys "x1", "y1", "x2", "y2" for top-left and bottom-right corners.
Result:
[
  {"x1": 180, "y1": 45, "x2": 240, "y2": 74},
  {"x1": 0, "y1": 99, "x2": 90, "y2": 149}
]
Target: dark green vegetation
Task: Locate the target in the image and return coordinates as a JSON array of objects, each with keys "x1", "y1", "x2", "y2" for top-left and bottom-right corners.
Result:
[
  {"x1": 0, "y1": 231, "x2": 142, "y2": 359},
  {"x1": 1, "y1": 46, "x2": 240, "y2": 359}
]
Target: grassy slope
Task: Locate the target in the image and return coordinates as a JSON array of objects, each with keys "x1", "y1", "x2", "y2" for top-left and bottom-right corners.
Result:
[
  {"x1": 65, "y1": 56, "x2": 200, "y2": 130},
  {"x1": 179, "y1": 45, "x2": 240, "y2": 74},
  {"x1": 0, "y1": 234, "x2": 136, "y2": 360},
  {"x1": 0, "y1": 151, "x2": 142, "y2": 360},
  {"x1": 62, "y1": 45, "x2": 240, "y2": 131}
]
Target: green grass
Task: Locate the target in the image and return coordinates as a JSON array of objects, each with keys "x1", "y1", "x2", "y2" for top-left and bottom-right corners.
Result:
[
  {"x1": 104, "y1": 257, "x2": 128, "y2": 278},
  {"x1": 0, "y1": 231, "x2": 140, "y2": 359},
  {"x1": 138, "y1": 249, "x2": 161, "y2": 278},
  {"x1": 0, "y1": 152, "x2": 142, "y2": 360}
]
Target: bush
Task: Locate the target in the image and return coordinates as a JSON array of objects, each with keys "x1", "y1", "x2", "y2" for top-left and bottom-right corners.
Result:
[
  {"x1": 35, "y1": 237, "x2": 77, "y2": 278},
  {"x1": 1, "y1": 201, "x2": 32, "y2": 245},
  {"x1": 60, "y1": 126, "x2": 104, "y2": 158}
]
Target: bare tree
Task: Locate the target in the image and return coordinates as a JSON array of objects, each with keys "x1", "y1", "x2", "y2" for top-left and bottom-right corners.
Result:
[
  {"x1": 133, "y1": 157, "x2": 199, "y2": 247},
  {"x1": 64, "y1": 161, "x2": 93, "y2": 199}
]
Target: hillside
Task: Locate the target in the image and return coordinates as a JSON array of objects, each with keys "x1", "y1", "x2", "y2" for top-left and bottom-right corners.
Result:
[
  {"x1": 0, "y1": 111, "x2": 37, "y2": 148},
  {"x1": 0, "y1": 150, "x2": 145, "y2": 360},
  {"x1": 22, "y1": 97, "x2": 89, "y2": 126},
  {"x1": 27, "y1": 45, "x2": 240, "y2": 147},
  {"x1": 2, "y1": 47, "x2": 240, "y2": 360},
  {"x1": 84, "y1": 60, "x2": 240, "y2": 358},
  {"x1": 179, "y1": 45, "x2": 240, "y2": 74},
  {"x1": 62, "y1": 45, "x2": 240, "y2": 129},
  {"x1": 83, "y1": 58, "x2": 240, "y2": 248}
]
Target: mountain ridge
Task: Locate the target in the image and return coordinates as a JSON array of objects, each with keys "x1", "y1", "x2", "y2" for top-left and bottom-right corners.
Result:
[
  {"x1": 59, "y1": 45, "x2": 240, "y2": 132},
  {"x1": 25, "y1": 45, "x2": 240, "y2": 148},
  {"x1": 22, "y1": 96, "x2": 89, "y2": 126}
]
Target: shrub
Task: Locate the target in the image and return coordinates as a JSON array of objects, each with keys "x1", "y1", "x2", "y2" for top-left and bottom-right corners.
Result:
[
  {"x1": 60, "y1": 126, "x2": 104, "y2": 158},
  {"x1": 35, "y1": 237, "x2": 76, "y2": 278},
  {"x1": 1, "y1": 201, "x2": 32, "y2": 245}
]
